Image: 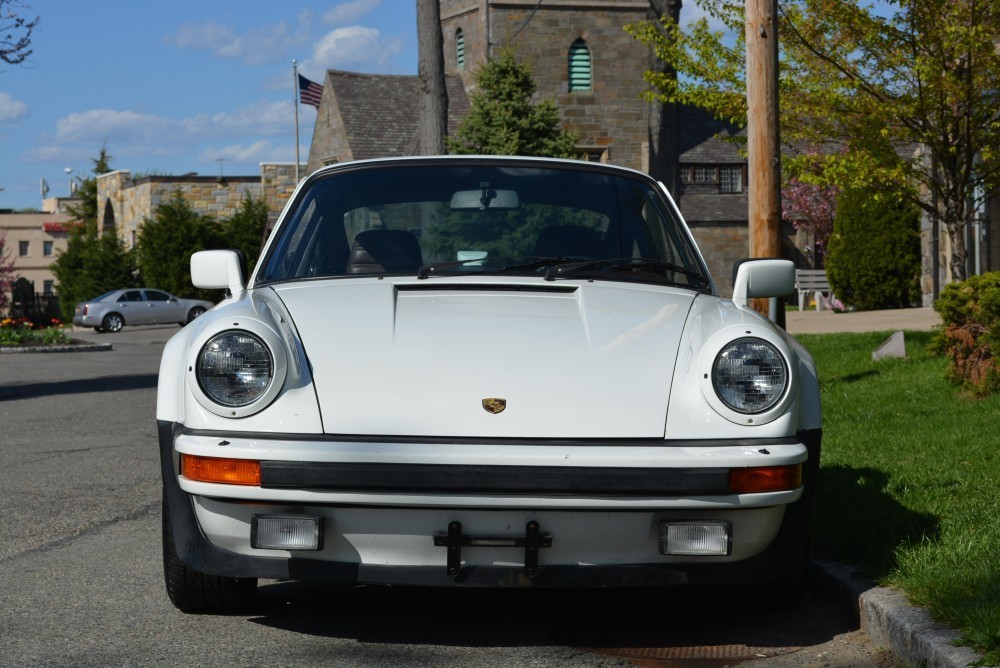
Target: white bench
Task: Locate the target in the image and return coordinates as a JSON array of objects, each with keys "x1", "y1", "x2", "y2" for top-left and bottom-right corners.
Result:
[{"x1": 795, "y1": 269, "x2": 832, "y2": 311}]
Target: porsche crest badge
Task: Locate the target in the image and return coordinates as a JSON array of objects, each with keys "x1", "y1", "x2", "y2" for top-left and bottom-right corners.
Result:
[{"x1": 482, "y1": 398, "x2": 507, "y2": 414}]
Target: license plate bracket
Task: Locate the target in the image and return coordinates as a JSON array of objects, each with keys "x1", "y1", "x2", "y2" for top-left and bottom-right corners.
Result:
[{"x1": 433, "y1": 520, "x2": 553, "y2": 578}]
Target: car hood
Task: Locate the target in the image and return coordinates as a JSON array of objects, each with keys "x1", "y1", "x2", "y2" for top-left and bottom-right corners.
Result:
[{"x1": 272, "y1": 279, "x2": 696, "y2": 438}]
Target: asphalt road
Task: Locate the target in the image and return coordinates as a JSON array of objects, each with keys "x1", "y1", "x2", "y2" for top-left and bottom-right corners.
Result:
[{"x1": 0, "y1": 325, "x2": 897, "y2": 667}]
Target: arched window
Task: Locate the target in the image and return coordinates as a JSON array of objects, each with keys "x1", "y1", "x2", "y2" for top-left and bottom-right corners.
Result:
[
  {"x1": 568, "y1": 39, "x2": 591, "y2": 92},
  {"x1": 102, "y1": 198, "x2": 116, "y2": 233},
  {"x1": 456, "y1": 29, "x2": 465, "y2": 70}
]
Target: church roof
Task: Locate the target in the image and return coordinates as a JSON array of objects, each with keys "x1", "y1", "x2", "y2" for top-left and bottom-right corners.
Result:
[{"x1": 326, "y1": 70, "x2": 471, "y2": 160}]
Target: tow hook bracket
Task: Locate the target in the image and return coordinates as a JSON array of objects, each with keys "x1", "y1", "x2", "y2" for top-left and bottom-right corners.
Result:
[{"x1": 434, "y1": 520, "x2": 553, "y2": 578}]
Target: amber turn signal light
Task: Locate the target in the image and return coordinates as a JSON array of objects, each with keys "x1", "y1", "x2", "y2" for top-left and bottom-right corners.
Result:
[
  {"x1": 181, "y1": 454, "x2": 261, "y2": 486},
  {"x1": 729, "y1": 464, "x2": 802, "y2": 493}
]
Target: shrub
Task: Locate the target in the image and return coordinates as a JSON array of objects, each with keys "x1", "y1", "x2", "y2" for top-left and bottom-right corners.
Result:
[
  {"x1": 825, "y1": 188, "x2": 921, "y2": 310},
  {"x1": 931, "y1": 272, "x2": 1000, "y2": 395}
]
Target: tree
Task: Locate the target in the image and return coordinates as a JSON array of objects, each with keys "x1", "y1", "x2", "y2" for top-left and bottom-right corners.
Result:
[
  {"x1": 628, "y1": 0, "x2": 1000, "y2": 282},
  {"x1": 218, "y1": 194, "x2": 268, "y2": 272},
  {"x1": 0, "y1": 230, "x2": 17, "y2": 313},
  {"x1": 136, "y1": 191, "x2": 220, "y2": 300},
  {"x1": 416, "y1": 0, "x2": 447, "y2": 155},
  {"x1": 65, "y1": 143, "x2": 113, "y2": 227},
  {"x1": 50, "y1": 145, "x2": 137, "y2": 316},
  {"x1": 1, "y1": 0, "x2": 38, "y2": 66},
  {"x1": 645, "y1": 0, "x2": 682, "y2": 190},
  {"x1": 782, "y1": 176, "x2": 837, "y2": 267},
  {"x1": 825, "y1": 187, "x2": 921, "y2": 311},
  {"x1": 448, "y1": 47, "x2": 580, "y2": 158}
]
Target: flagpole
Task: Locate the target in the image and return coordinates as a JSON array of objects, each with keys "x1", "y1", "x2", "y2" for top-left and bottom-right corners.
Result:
[{"x1": 293, "y1": 59, "x2": 301, "y2": 182}]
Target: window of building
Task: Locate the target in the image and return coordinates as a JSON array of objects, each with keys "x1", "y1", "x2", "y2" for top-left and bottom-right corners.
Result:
[
  {"x1": 579, "y1": 148, "x2": 608, "y2": 163},
  {"x1": 694, "y1": 167, "x2": 716, "y2": 184},
  {"x1": 43, "y1": 241, "x2": 54, "y2": 256},
  {"x1": 720, "y1": 167, "x2": 743, "y2": 193},
  {"x1": 43, "y1": 280, "x2": 54, "y2": 295},
  {"x1": 568, "y1": 39, "x2": 592, "y2": 92},
  {"x1": 18, "y1": 241, "x2": 29, "y2": 256},
  {"x1": 679, "y1": 165, "x2": 744, "y2": 193},
  {"x1": 456, "y1": 29, "x2": 465, "y2": 70}
]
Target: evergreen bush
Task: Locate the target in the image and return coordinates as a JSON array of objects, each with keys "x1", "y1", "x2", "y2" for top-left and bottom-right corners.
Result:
[
  {"x1": 825, "y1": 188, "x2": 921, "y2": 310},
  {"x1": 931, "y1": 272, "x2": 1000, "y2": 396}
]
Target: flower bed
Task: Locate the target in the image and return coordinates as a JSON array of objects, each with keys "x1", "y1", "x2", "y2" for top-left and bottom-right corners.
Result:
[{"x1": 0, "y1": 317, "x2": 73, "y2": 347}]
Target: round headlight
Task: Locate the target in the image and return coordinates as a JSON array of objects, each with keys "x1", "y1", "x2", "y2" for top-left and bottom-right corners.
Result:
[
  {"x1": 197, "y1": 331, "x2": 273, "y2": 407},
  {"x1": 712, "y1": 337, "x2": 788, "y2": 414}
]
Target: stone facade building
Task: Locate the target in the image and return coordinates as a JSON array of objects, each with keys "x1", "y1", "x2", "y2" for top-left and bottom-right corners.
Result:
[{"x1": 96, "y1": 163, "x2": 301, "y2": 250}]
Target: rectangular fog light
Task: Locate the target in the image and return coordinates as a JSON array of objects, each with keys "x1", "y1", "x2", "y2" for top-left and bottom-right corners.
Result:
[
  {"x1": 251, "y1": 514, "x2": 324, "y2": 551},
  {"x1": 659, "y1": 521, "x2": 731, "y2": 556}
]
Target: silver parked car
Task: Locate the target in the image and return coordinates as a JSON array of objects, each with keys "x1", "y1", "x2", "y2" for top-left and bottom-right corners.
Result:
[{"x1": 73, "y1": 288, "x2": 213, "y2": 333}]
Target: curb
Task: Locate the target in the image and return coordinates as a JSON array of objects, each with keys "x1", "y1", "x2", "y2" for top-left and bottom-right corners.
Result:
[
  {"x1": 0, "y1": 341, "x2": 113, "y2": 354},
  {"x1": 810, "y1": 557, "x2": 986, "y2": 667}
]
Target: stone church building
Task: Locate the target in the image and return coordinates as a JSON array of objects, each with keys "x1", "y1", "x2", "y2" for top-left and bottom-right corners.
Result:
[{"x1": 305, "y1": 0, "x2": 776, "y2": 294}]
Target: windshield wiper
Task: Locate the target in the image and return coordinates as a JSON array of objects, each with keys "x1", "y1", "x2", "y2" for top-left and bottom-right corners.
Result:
[
  {"x1": 543, "y1": 257, "x2": 711, "y2": 288},
  {"x1": 417, "y1": 256, "x2": 584, "y2": 279}
]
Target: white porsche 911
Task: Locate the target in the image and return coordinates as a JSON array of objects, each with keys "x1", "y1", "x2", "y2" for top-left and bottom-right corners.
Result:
[{"x1": 157, "y1": 156, "x2": 821, "y2": 613}]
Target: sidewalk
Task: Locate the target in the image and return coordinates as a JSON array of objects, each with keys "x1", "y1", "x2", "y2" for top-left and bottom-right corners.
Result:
[{"x1": 785, "y1": 307, "x2": 941, "y2": 335}]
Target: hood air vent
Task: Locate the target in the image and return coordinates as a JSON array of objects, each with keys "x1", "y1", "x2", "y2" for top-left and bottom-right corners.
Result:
[{"x1": 396, "y1": 284, "x2": 578, "y2": 294}]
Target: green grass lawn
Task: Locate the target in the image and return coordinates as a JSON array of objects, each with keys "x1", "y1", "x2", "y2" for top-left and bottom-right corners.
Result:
[{"x1": 798, "y1": 330, "x2": 1000, "y2": 663}]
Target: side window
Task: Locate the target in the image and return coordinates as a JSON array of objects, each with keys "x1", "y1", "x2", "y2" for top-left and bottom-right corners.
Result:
[
  {"x1": 455, "y1": 29, "x2": 465, "y2": 70},
  {"x1": 121, "y1": 291, "x2": 142, "y2": 303},
  {"x1": 146, "y1": 290, "x2": 170, "y2": 302}
]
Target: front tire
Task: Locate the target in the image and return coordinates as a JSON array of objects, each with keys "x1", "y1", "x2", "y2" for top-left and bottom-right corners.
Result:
[
  {"x1": 101, "y1": 313, "x2": 124, "y2": 333},
  {"x1": 162, "y1": 492, "x2": 257, "y2": 614}
]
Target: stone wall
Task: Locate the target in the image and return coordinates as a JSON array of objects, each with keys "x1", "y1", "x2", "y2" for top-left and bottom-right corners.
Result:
[{"x1": 98, "y1": 164, "x2": 302, "y2": 248}]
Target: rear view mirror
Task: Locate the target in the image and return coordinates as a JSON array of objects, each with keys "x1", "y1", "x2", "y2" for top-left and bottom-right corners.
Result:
[{"x1": 450, "y1": 184, "x2": 519, "y2": 211}]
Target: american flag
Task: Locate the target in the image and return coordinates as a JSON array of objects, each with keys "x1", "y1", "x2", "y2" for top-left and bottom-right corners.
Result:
[{"x1": 298, "y1": 74, "x2": 323, "y2": 108}]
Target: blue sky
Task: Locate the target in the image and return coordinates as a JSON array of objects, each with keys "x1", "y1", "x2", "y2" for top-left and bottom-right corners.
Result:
[
  {"x1": 0, "y1": 0, "x2": 417, "y2": 210},
  {"x1": 1, "y1": 0, "x2": 713, "y2": 212}
]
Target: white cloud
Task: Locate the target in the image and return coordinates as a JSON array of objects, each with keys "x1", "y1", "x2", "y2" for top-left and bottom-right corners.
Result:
[
  {"x1": 0, "y1": 93, "x2": 29, "y2": 123},
  {"x1": 307, "y1": 26, "x2": 405, "y2": 72},
  {"x1": 323, "y1": 0, "x2": 381, "y2": 26},
  {"x1": 168, "y1": 16, "x2": 312, "y2": 65},
  {"x1": 23, "y1": 99, "x2": 299, "y2": 167},
  {"x1": 55, "y1": 109, "x2": 176, "y2": 143},
  {"x1": 197, "y1": 139, "x2": 296, "y2": 165}
]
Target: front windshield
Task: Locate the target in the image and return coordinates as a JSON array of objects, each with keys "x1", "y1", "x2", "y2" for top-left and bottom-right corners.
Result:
[{"x1": 258, "y1": 162, "x2": 711, "y2": 292}]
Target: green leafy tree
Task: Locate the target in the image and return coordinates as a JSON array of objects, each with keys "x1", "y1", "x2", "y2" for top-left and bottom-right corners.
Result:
[
  {"x1": 448, "y1": 47, "x2": 580, "y2": 158},
  {"x1": 825, "y1": 187, "x2": 921, "y2": 311},
  {"x1": 218, "y1": 194, "x2": 268, "y2": 272},
  {"x1": 627, "y1": 0, "x2": 1000, "y2": 281},
  {"x1": 136, "y1": 191, "x2": 221, "y2": 299},
  {"x1": 50, "y1": 146, "x2": 138, "y2": 316},
  {"x1": 65, "y1": 144, "x2": 113, "y2": 226},
  {"x1": 50, "y1": 221, "x2": 138, "y2": 317}
]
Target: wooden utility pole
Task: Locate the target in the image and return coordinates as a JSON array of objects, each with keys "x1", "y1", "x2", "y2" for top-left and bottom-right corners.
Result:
[
  {"x1": 417, "y1": 0, "x2": 448, "y2": 155},
  {"x1": 745, "y1": 0, "x2": 783, "y2": 317}
]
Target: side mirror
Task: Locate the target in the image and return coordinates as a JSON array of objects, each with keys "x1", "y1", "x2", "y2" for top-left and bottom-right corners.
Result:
[
  {"x1": 731, "y1": 258, "x2": 795, "y2": 309},
  {"x1": 191, "y1": 250, "x2": 246, "y2": 295}
]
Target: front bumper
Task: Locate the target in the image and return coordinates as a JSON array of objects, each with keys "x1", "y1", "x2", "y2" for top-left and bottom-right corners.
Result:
[{"x1": 159, "y1": 421, "x2": 821, "y2": 587}]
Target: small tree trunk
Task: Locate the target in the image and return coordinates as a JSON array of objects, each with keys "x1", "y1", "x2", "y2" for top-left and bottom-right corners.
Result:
[
  {"x1": 417, "y1": 0, "x2": 448, "y2": 155},
  {"x1": 646, "y1": 0, "x2": 681, "y2": 190}
]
